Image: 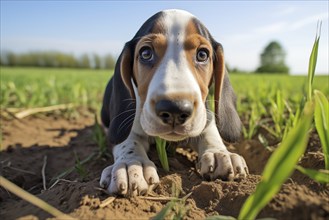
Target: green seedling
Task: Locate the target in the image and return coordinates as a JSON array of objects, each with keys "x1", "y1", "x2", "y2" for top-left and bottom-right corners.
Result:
[
  {"x1": 305, "y1": 22, "x2": 328, "y2": 170},
  {"x1": 155, "y1": 137, "x2": 169, "y2": 172},
  {"x1": 243, "y1": 103, "x2": 261, "y2": 139},
  {"x1": 269, "y1": 90, "x2": 285, "y2": 138},
  {"x1": 239, "y1": 101, "x2": 314, "y2": 220},
  {"x1": 282, "y1": 100, "x2": 302, "y2": 141},
  {"x1": 307, "y1": 22, "x2": 321, "y2": 101},
  {"x1": 314, "y1": 90, "x2": 329, "y2": 170},
  {"x1": 152, "y1": 199, "x2": 176, "y2": 220},
  {"x1": 153, "y1": 191, "x2": 192, "y2": 220},
  {"x1": 296, "y1": 166, "x2": 329, "y2": 184},
  {"x1": 92, "y1": 114, "x2": 108, "y2": 158},
  {"x1": 74, "y1": 152, "x2": 88, "y2": 180}
]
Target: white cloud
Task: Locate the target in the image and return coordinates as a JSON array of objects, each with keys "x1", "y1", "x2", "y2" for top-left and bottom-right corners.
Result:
[
  {"x1": 224, "y1": 22, "x2": 287, "y2": 44},
  {"x1": 291, "y1": 13, "x2": 328, "y2": 30},
  {"x1": 254, "y1": 22, "x2": 287, "y2": 35},
  {"x1": 276, "y1": 6, "x2": 298, "y2": 16},
  {"x1": 225, "y1": 12, "x2": 328, "y2": 44}
]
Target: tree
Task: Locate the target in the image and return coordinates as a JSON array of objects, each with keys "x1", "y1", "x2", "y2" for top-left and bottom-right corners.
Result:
[
  {"x1": 256, "y1": 41, "x2": 289, "y2": 74},
  {"x1": 0, "y1": 51, "x2": 117, "y2": 69},
  {"x1": 79, "y1": 54, "x2": 91, "y2": 68},
  {"x1": 93, "y1": 54, "x2": 101, "y2": 69},
  {"x1": 6, "y1": 52, "x2": 18, "y2": 66},
  {"x1": 104, "y1": 54, "x2": 116, "y2": 69}
]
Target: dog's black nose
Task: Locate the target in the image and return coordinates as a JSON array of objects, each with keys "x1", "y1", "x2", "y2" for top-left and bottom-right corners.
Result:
[{"x1": 155, "y1": 100, "x2": 193, "y2": 126}]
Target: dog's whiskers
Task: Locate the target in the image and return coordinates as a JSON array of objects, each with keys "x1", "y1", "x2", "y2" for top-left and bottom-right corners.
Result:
[
  {"x1": 206, "y1": 109, "x2": 219, "y2": 120},
  {"x1": 127, "y1": 102, "x2": 136, "y2": 109},
  {"x1": 118, "y1": 114, "x2": 136, "y2": 132},
  {"x1": 111, "y1": 109, "x2": 136, "y2": 122},
  {"x1": 205, "y1": 99, "x2": 220, "y2": 104},
  {"x1": 122, "y1": 98, "x2": 136, "y2": 102},
  {"x1": 119, "y1": 118, "x2": 135, "y2": 134}
]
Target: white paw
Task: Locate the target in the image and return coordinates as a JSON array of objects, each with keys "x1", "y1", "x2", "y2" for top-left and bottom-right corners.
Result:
[
  {"x1": 198, "y1": 149, "x2": 249, "y2": 181},
  {"x1": 100, "y1": 159, "x2": 159, "y2": 196}
]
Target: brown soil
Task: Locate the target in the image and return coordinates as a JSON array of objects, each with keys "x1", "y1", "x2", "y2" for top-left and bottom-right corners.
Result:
[{"x1": 1, "y1": 112, "x2": 328, "y2": 220}]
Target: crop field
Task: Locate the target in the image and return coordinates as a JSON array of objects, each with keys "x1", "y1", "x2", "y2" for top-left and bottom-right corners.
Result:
[
  {"x1": 1, "y1": 67, "x2": 328, "y2": 109},
  {"x1": 1, "y1": 65, "x2": 328, "y2": 219}
]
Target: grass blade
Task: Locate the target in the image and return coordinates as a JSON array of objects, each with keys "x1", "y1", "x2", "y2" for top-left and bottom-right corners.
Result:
[
  {"x1": 307, "y1": 22, "x2": 321, "y2": 101},
  {"x1": 155, "y1": 137, "x2": 169, "y2": 172},
  {"x1": 238, "y1": 101, "x2": 314, "y2": 220},
  {"x1": 296, "y1": 166, "x2": 329, "y2": 184},
  {"x1": 314, "y1": 90, "x2": 329, "y2": 169},
  {"x1": 93, "y1": 114, "x2": 107, "y2": 157},
  {"x1": 152, "y1": 200, "x2": 176, "y2": 220}
]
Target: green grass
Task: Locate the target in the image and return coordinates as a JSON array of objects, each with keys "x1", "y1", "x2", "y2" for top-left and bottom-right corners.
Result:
[
  {"x1": 314, "y1": 90, "x2": 329, "y2": 169},
  {"x1": 1, "y1": 67, "x2": 327, "y2": 110},
  {"x1": 228, "y1": 73, "x2": 328, "y2": 141},
  {"x1": 155, "y1": 137, "x2": 169, "y2": 172},
  {"x1": 230, "y1": 73, "x2": 328, "y2": 98},
  {"x1": 0, "y1": 67, "x2": 113, "y2": 110},
  {"x1": 238, "y1": 101, "x2": 314, "y2": 220}
]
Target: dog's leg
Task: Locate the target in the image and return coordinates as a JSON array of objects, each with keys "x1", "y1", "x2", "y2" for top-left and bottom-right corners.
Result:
[
  {"x1": 100, "y1": 94, "x2": 159, "y2": 196},
  {"x1": 191, "y1": 113, "x2": 249, "y2": 181},
  {"x1": 100, "y1": 131, "x2": 159, "y2": 196}
]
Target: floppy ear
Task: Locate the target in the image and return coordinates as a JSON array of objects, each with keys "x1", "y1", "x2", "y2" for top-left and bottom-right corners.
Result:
[
  {"x1": 213, "y1": 45, "x2": 225, "y2": 117},
  {"x1": 213, "y1": 44, "x2": 242, "y2": 143},
  {"x1": 101, "y1": 43, "x2": 137, "y2": 145},
  {"x1": 120, "y1": 45, "x2": 136, "y2": 99}
]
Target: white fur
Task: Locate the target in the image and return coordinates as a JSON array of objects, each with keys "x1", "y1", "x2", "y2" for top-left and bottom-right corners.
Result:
[
  {"x1": 188, "y1": 112, "x2": 248, "y2": 181},
  {"x1": 140, "y1": 9, "x2": 207, "y2": 141}
]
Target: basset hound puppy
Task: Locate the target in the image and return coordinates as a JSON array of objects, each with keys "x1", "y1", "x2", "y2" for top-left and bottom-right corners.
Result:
[{"x1": 100, "y1": 9, "x2": 248, "y2": 196}]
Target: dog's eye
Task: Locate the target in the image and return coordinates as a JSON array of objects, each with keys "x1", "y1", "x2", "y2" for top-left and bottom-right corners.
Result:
[
  {"x1": 196, "y1": 49, "x2": 209, "y2": 63},
  {"x1": 139, "y1": 46, "x2": 154, "y2": 62}
]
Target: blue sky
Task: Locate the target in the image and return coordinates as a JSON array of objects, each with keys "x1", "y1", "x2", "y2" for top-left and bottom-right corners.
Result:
[{"x1": 1, "y1": 1, "x2": 328, "y2": 74}]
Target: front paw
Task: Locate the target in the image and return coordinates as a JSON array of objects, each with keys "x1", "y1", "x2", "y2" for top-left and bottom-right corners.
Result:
[
  {"x1": 100, "y1": 159, "x2": 159, "y2": 196},
  {"x1": 198, "y1": 150, "x2": 249, "y2": 181}
]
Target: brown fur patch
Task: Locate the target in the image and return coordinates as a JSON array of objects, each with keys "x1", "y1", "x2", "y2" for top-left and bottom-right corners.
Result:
[
  {"x1": 120, "y1": 47, "x2": 135, "y2": 99},
  {"x1": 133, "y1": 34, "x2": 168, "y2": 104},
  {"x1": 184, "y1": 21, "x2": 214, "y2": 102},
  {"x1": 213, "y1": 45, "x2": 225, "y2": 116}
]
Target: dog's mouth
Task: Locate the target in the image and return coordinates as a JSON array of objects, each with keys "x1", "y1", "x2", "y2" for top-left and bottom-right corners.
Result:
[{"x1": 157, "y1": 131, "x2": 189, "y2": 142}]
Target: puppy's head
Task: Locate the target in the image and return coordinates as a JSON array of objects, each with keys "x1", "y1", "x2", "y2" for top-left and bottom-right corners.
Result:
[{"x1": 120, "y1": 9, "x2": 236, "y2": 142}]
